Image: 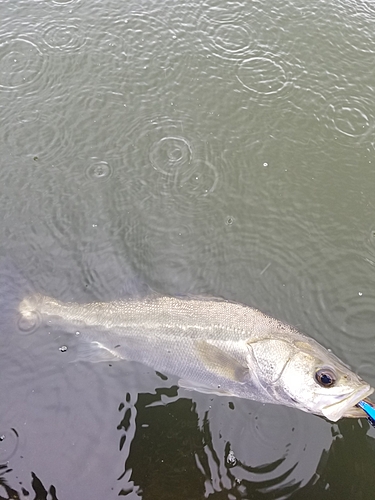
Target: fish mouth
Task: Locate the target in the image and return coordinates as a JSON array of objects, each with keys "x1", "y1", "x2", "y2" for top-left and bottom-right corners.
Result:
[{"x1": 321, "y1": 385, "x2": 374, "y2": 422}]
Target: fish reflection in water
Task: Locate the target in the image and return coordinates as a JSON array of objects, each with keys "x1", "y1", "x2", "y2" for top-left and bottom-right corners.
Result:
[
  {"x1": 115, "y1": 382, "x2": 375, "y2": 499},
  {"x1": 115, "y1": 386, "x2": 309, "y2": 498}
]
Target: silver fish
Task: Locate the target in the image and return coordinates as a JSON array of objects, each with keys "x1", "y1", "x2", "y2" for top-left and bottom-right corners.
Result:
[{"x1": 19, "y1": 293, "x2": 373, "y2": 422}]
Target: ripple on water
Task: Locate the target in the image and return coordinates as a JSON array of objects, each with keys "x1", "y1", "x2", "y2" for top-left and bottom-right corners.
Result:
[
  {"x1": 173, "y1": 157, "x2": 219, "y2": 198},
  {"x1": 149, "y1": 136, "x2": 193, "y2": 175},
  {"x1": 328, "y1": 4, "x2": 375, "y2": 63},
  {"x1": 123, "y1": 114, "x2": 220, "y2": 206},
  {"x1": 105, "y1": 114, "x2": 222, "y2": 288},
  {"x1": 90, "y1": 29, "x2": 128, "y2": 73},
  {"x1": 78, "y1": 238, "x2": 141, "y2": 300},
  {"x1": 51, "y1": 0, "x2": 80, "y2": 4},
  {"x1": 69, "y1": 86, "x2": 129, "y2": 162},
  {"x1": 236, "y1": 55, "x2": 289, "y2": 98},
  {"x1": 192, "y1": 395, "x2": 331, "y2": 496},
  {"x1": 86, "y1": 160, "x2": 113, "y2": 182},
  {"x1": 200, "y1": 0, "x2": 248, "y2": 23},
  {"x1": 343, "y1": 292, "x2": 375, "y2": 343},
  {"x1": 205, "y1": 22, "x2": 254, "y2": 62},
  {"x1": 0, "y1": 427, "x2": 19, "y2": 462},
  {"x1": 115, "y1": 12, "x2": 181, "y2": 99},
  {"x1": 324, "y1": 95, "x2": 373, "y2": 142},
  {"x1": 42, "y1": 21, "x2": 87, "y2": 52},
  {"x1": 0, "y1": 37, "x2": 45, "y2": 92},
  {"x1": 156, "y1": 155, "x2": 219, "y2": 209},
  {"x1": 359, "y1": 0, "x2": 375, "y2": 16},
  {"x1": 364, "y1": 226, "x2": 375, "y2": 262},
  {"x1": 295, "y1": 247, "x2": 375, "y2": 367},
  {"x1": 151, "y1": 151, "x2": 219, "y2": 202},
  {"x1": 2, "y1": 111, "x2": 73, "y2": 164}
]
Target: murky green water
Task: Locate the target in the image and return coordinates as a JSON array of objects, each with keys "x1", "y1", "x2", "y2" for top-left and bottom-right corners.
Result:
[{"x1": 0, "y1": 0, "x2": 375, "y2": 498}]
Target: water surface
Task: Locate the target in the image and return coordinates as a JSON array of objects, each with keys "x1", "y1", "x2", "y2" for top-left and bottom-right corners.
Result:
[{"x1": 1, "y1": 0, "x2": 375, "y2": 498}]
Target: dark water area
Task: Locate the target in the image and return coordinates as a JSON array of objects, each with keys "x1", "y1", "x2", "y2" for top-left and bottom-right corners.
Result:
[{"x1": 1, "y1": 0, "x2": 375, "y2": 498}]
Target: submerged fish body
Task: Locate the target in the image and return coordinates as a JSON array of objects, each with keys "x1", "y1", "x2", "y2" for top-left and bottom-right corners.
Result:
[{"x1": 19, "y1": 293, "x2": 373, "y2": 422}]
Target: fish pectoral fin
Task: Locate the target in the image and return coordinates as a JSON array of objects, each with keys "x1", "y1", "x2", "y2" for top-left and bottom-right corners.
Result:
[
  {"x1": 72, "y1": 341, "x2": 124, "y2": 363},
  {"x1": 178, "y1": 378, "x2": 231, "y2": 396},
  {"x1": 195, "y1": 340, "x2": 249, "y2": 383}
]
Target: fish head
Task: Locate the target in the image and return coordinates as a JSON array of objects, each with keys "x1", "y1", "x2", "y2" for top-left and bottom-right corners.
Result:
[{"x1": 278, "y1": 340, "x2": 374, "y2": 422}]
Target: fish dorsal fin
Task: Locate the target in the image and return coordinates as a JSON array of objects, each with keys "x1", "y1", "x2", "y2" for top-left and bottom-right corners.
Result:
[
  {"x1": 195, "y1": 340, "x2": 249, "y2": 383},
  {"x1": 247, "y1": 339, "x2": 294, "y2": 384}
]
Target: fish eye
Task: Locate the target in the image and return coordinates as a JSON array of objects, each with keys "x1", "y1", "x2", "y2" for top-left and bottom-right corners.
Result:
[{"x1": 315, "y1": 368, "x2": 336, "y2": 387}]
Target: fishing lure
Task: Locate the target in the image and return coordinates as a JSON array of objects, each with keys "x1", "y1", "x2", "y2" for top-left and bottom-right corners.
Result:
[{"x1": 356, "y1": 400, "x2": 375, "y2": 427}]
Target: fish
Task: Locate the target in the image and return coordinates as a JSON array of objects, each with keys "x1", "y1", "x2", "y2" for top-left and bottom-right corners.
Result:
[{"x1": 18, "y1": 292, "x2": 374, "y2": 422}]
